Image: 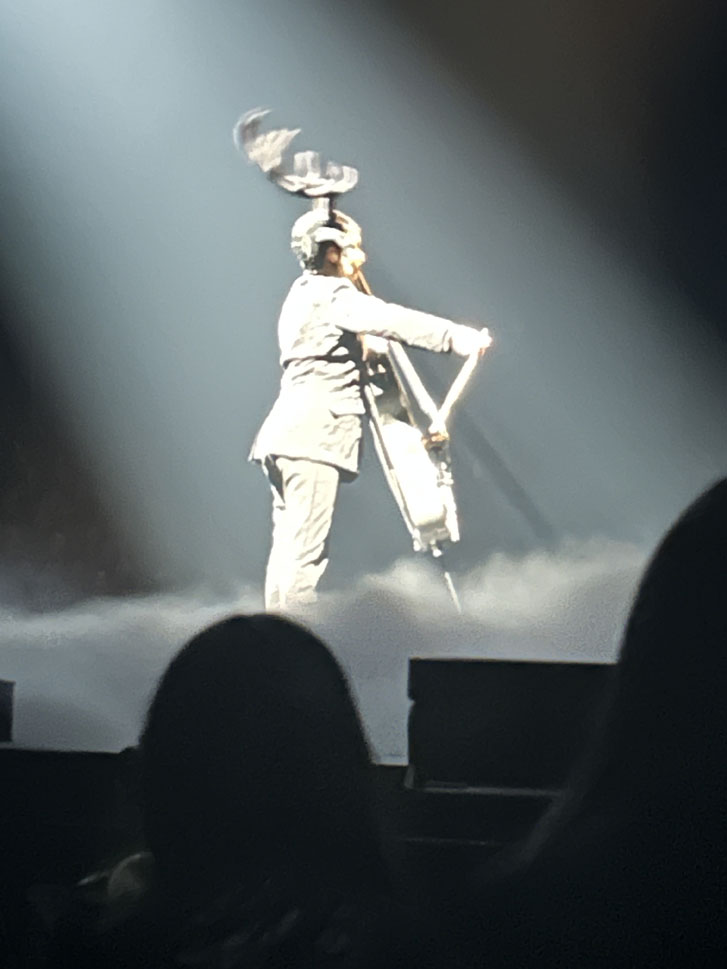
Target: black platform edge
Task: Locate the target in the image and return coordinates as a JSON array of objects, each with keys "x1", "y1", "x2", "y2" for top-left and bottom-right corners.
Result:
[{"x1": 0, "y1": 678, "x2": 14, "y2": 742}]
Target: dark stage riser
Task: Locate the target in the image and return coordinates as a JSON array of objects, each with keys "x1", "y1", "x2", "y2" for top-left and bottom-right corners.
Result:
[
  {"x1": 0, "y1": 748, "x2": 143, "y2": 889},
  {"x1": 0, "y1": 678, "x2": 13, "y2": 742},
  {"x1": 408, "y1": 657, "x2": 615, "y2": 790}
]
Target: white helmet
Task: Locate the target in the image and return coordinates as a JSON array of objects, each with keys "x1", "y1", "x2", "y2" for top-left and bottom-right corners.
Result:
[{"x1": 290, "y1": 208, "x2": 366, "y2": 273}]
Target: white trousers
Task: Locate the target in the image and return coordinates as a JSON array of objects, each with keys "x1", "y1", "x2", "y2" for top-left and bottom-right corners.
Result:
[{"x1": 262, "y1": 456, "x2": 341, "y2": 612}]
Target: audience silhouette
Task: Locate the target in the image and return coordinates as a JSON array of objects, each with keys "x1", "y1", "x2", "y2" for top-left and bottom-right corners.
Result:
[
  {"x1": 54, "y1": 614, "x2": 401, "y2": 968},
  {"x1": 426, "y1": 478, "x2": 727, "y2": 967}
]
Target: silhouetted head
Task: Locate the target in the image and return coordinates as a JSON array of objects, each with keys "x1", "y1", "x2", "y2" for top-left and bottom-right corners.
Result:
[
  {"x1": 519, "y1": 478, "x2": 727, "y2": 866},
  {"x1": 483, "y1": 481, "x2": 727, "y2": 969},
  {"x1": 139, "y1": 615, "x2": 386, "y2": 900},
  {"x1": 600, "y1": 477, "x2": 727, "y2": 806}
]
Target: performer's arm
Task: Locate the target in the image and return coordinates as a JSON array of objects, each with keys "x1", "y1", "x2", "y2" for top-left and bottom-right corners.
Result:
[{"x1": 330, "y1": 283, "x2": 490, "y2": 357}]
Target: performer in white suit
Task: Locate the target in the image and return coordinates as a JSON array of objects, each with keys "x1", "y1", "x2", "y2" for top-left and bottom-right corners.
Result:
[{"x1": 251, "y1": 208, "x2": 491, "y2": 611}]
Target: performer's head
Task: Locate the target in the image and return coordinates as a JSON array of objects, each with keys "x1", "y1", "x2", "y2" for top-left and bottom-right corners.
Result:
[
  {"x1": 291, "y1": 206, "x2": 366, "y2": 278},
  {"x1": 314, "y1": 240, "x2": 346, "y2": 277}
]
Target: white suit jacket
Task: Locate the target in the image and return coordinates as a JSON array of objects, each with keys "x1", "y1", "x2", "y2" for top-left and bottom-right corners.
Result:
[{"x1": 250, "y1": 272, "x2": 475, "y2": 475}]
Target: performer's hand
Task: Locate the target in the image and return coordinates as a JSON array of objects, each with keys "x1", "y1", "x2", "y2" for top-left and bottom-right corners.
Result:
[
  {"x1": 476, "y1": 327, "x2": 493, "y2": 357},
  {"x1": 359, "y1": 333, "x2": 389, "y2": 361},
  {"x1": 451, "y1": 325, "x2": 493, "y2": 357}
]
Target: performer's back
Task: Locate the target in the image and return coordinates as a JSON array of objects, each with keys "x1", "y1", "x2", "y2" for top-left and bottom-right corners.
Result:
[{"x1": 249, "y1": 272, "x2": 365, "y2": 475}]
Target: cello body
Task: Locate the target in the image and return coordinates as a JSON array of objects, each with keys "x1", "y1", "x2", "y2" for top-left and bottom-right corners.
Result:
[{"x1": 362, "y1": 339, "x2": 460, "y2": 554}]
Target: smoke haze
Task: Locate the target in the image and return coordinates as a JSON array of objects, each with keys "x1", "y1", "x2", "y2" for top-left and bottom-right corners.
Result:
[{"x1": 1, "y1": 537, "x2": 644, "y2": 762}]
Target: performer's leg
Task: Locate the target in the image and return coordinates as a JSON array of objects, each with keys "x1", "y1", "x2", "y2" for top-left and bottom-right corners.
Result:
[
  {"x1": 272, "y1": 457, "x2": 340, "y2": 610},
  {"x1": 262, "y1": 458, "x2": 286, "y2": 611}
]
